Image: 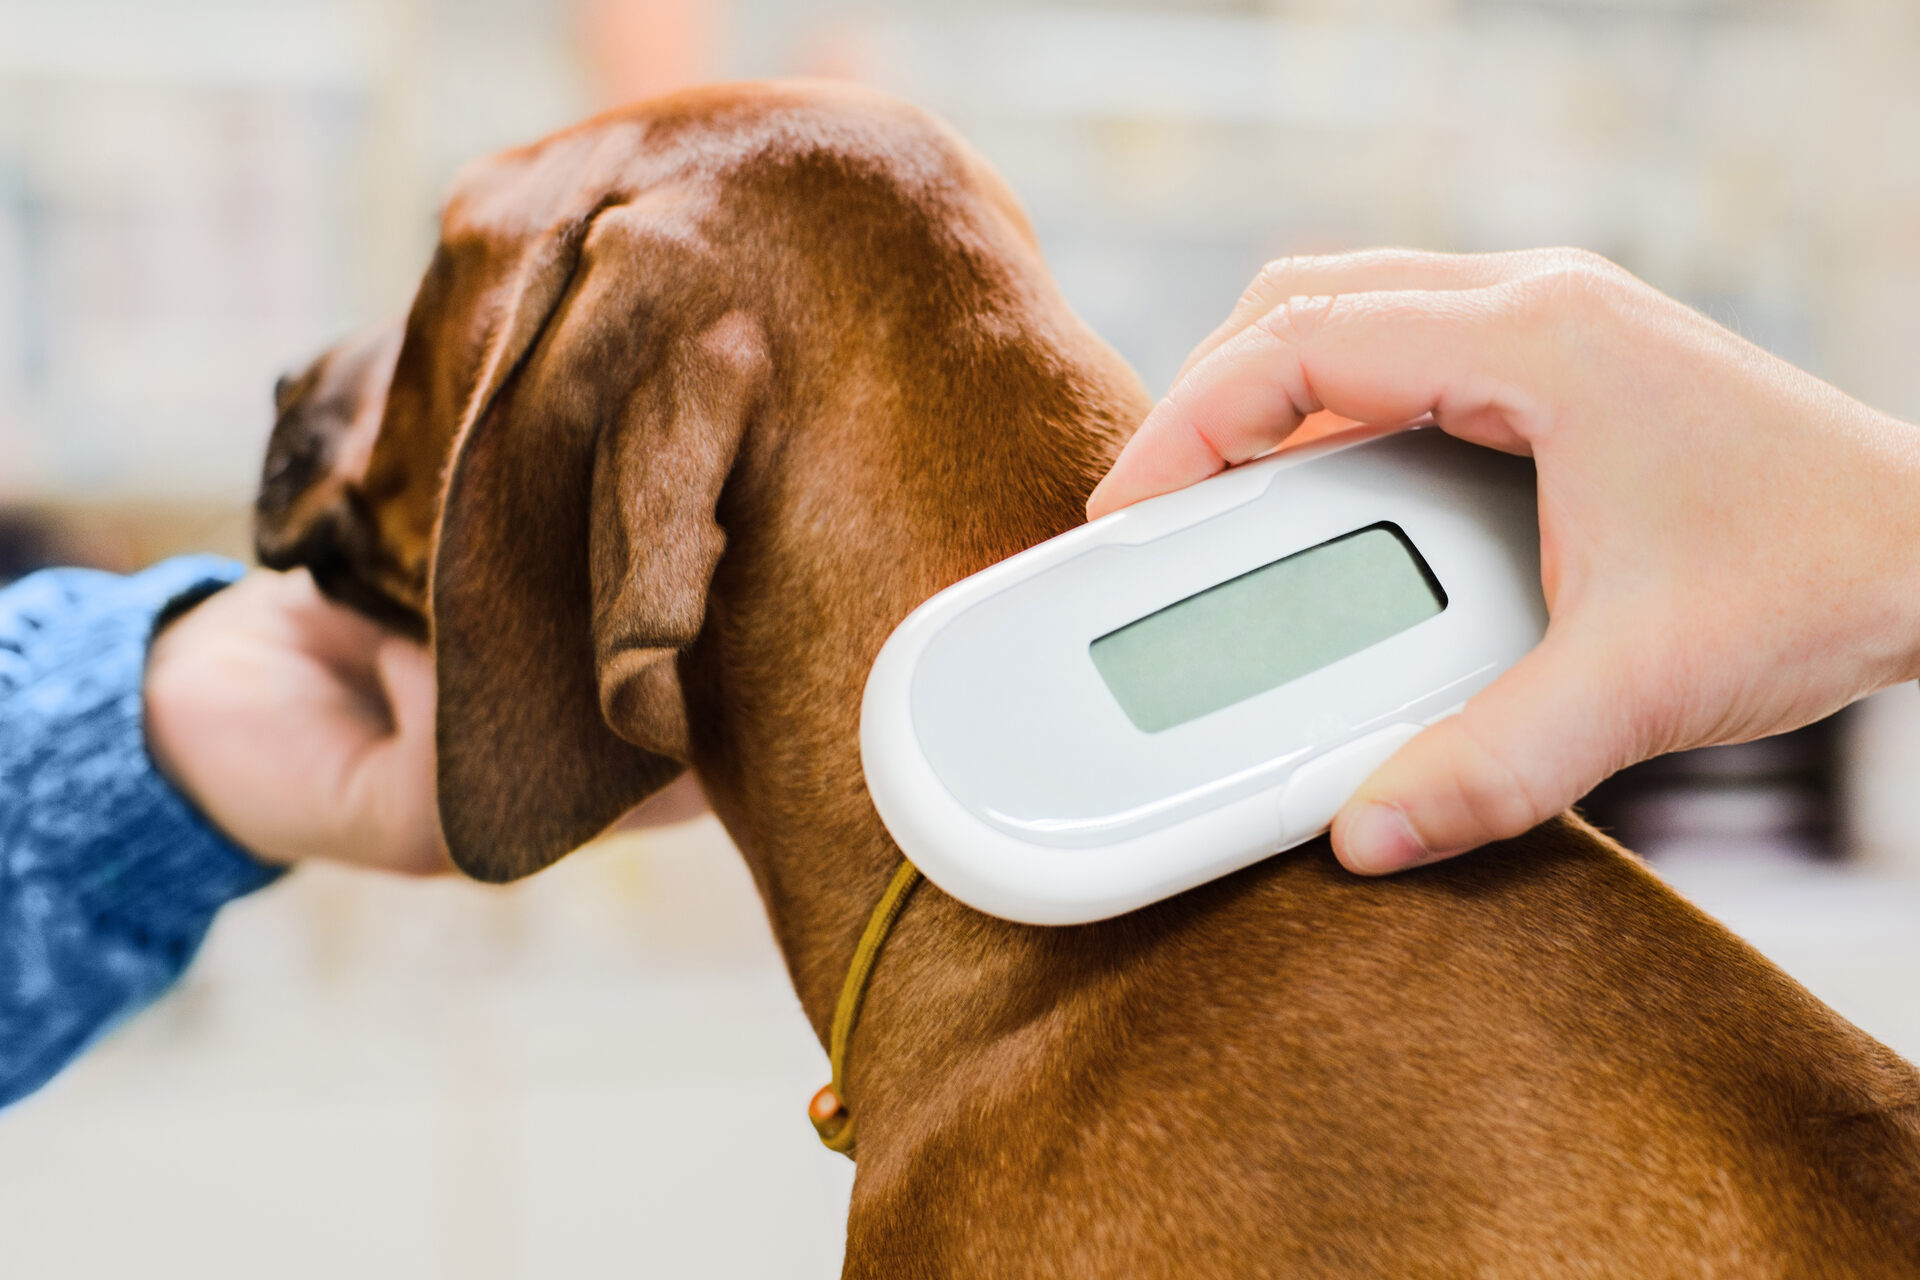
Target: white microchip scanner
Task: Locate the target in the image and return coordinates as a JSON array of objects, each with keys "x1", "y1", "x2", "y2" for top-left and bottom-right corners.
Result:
[{"x1": 860, "y1": 425, "x2": 1547, "y2": 925}]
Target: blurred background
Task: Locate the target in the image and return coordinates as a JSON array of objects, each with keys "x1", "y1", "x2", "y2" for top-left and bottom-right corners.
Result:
[{"x1": 3, "y1": 0, "x2": 1920, "y2": 1275}]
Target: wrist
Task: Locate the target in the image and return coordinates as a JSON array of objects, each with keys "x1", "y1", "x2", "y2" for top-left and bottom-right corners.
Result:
[
  {"x1": 1842, "y1": 406, "x2": 1920, "y2": 689},
  {"x1": 142, "y1": 616, "x2": 215, "y2": 844},
  {"x1": 143, "y1": 601, "x2": 294, "y2": 868},
  {"x1": 143, "y1": 615, "x2": 184, "y2": 774}
]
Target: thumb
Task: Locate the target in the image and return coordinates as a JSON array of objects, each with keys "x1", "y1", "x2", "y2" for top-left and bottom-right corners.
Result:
[
  {"x1": 344, "y1": 637, "x2": 450, "y2": 876},
  {"x1": 374, "y1": 635, "x2": 438, "y2": 744},
  {"x1": 1329, "y1": 630, "x2": 1633, "y2": 874}
]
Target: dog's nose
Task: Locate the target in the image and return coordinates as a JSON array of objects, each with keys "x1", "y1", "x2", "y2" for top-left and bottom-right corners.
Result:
[{"x1": 257, "y1": 421, "x2": 323, "y2": 498}]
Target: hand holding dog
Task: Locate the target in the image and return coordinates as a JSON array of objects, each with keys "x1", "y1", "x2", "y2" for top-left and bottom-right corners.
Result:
[
  {"x1": 145, "y1": 568, "x2": 451, "y2": 874},
  {"x1": 1088, "y1": 248, "x2": 1920, "y2": 875}
]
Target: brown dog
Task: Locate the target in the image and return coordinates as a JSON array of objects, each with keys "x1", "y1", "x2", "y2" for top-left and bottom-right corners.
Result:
[{"x1": 256, "y1": 81, "x2": 1920, "y2": 1277}]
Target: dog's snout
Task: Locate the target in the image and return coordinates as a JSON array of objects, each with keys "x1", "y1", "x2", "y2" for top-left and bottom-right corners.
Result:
[
  {"x1": 259, "y1": 429, "x2": 315, "y2": 490},
  {"x1": 254, "y1": 414, "x2": 332, "y2": 535},
  {"x1": 256, "y1": 347, "x2": 365, "y2": 552},
  {"x1": 257, "y1": 503, "x2": 426, "y2": 637},
  {"x1": 254, "y1": 318, "x2": 417, "y2": 630}
]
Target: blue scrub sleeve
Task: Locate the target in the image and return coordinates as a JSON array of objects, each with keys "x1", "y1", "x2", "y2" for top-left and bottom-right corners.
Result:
[{"x1": 0, "y1": 556, "x2": 281, "y2": 1110}]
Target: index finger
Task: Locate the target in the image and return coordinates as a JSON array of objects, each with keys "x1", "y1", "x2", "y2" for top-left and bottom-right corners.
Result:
[
  {"x1": 1169, "y1": 247, "x2": 1612, "y2": 390},
  {"x1": 1171, "y1": 248, "x2": 1561, "y2": 389},
  {"x1": 1086, "y1": 284, "x2": 1535, "y2": 520}
]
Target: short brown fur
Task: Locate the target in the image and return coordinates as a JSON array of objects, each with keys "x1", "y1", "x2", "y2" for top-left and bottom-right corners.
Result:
[{"x1": 256, "y1": 80, "x2": 1920, "y2": 1277}]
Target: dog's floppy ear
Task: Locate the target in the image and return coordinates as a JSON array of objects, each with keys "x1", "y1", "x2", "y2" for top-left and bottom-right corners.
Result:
[{"x1": 431, "y1": 200, "x2": 766, "y2": 882}]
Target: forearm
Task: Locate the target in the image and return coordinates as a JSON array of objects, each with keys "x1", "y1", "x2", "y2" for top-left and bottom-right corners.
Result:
[{"x1": 0, "y1": 557, "x2": 280, "y2": 1109}]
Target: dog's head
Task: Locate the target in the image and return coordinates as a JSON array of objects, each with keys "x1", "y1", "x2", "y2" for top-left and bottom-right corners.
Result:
[{"x1": 257, "y1": 82, "x2": 1145, "y2": 889}]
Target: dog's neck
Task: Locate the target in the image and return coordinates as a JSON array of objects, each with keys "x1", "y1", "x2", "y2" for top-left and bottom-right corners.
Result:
[{"x1": 684, "y1": 293, "x2": 1151, "y2": 1035}]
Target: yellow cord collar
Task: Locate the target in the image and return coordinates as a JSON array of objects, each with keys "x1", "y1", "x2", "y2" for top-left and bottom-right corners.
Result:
[{"x1": 808, "y1": 859, "x2": 923, "y2": 1158}]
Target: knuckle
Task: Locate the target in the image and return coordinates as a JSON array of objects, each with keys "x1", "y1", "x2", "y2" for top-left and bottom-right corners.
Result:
[
  {"x1": 1252, "y1": 255, "x2": 1309, "y2": 291},
  {"x1": 1552, "y1": 251, "x2": 1630, "y2": 300},
  {"x1": 1542, "y1": 244, "x2": 1598, "y2": 270},
  {"x1": 1251, "y1": 301, "x2": 1302, "y2": 346},
  {"x1": 1251, "y1": 292, "x2": 1337, "y2": 347},
  {"x1": 1509, "y1": 259, "x2": 1621, "y2": 329},
  {"x1": 1524, "y1": 245, "x2": 1624, "y2": 280},
  {"x1": 1562, "y1": 246, "x2": 1628, "y2": 279},
  {"x1": 1366, "y1": 246, "x2": 1431, "y2": 270},
  {"x1": 1252, "y1": 257, "x2": 1294, "y2": 290},
  {"x1": 1504, "y1": 248, "x2": 1631, "y2": 314},
  {"x1": 1244, "y1": 256, "x2": 1309, "y2": 310}
]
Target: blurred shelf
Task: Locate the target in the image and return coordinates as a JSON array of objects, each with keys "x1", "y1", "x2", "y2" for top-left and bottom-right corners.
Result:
[
  {"x1": 0, "y1": 498, "x2": 252, "y2": 577},
  {"x1": 0, "y1": 0, "x2": 379, "y2": 90}
]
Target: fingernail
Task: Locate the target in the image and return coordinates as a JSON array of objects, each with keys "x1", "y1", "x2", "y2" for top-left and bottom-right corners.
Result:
[{"x1": 1339, "y1": 804, "x2": 1427, "y2": 875}]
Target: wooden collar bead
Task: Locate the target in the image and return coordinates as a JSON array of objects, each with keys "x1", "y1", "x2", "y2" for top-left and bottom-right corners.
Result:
[{"x1": 809, "y1": 859, "x2": 923, "y2": 1158}]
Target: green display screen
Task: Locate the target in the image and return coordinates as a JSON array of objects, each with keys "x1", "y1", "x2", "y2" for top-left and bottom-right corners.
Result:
[{"x1": 1090, "y1": 524, "x2": 1446, "y2": 734}]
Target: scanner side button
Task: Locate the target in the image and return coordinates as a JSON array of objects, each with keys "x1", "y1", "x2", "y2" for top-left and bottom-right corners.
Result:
[{"x1": 1277, "y1": 723, "x2": 1423, "y2": 844}]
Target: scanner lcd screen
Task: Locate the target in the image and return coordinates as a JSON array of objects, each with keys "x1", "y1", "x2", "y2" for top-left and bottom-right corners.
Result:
[{"x1": 1089, "y1": 524, "x2": 1446, "y2": 734}]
